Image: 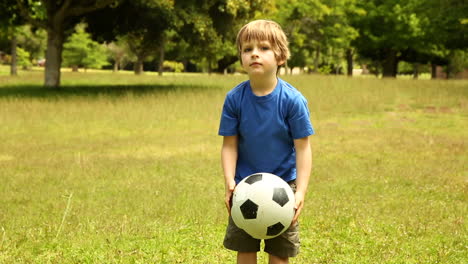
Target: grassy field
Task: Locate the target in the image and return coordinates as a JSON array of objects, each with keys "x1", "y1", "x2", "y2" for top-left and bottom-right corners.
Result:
[{"x1": 0, "y1": 69, "x2": 467, "y2": 263}]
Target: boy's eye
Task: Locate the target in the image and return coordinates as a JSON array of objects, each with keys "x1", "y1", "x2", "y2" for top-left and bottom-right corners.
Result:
[
  {"x1": 261, "y1": 46, "x2": 270, "y2": 50},
  {"x1": 243, "y1": 47, "x2": 252, "y2": 52}
]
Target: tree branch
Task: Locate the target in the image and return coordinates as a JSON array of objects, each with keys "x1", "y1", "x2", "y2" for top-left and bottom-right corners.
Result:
[
  {"x1": 67, "y1": 0, "x2": 116, "y2": 17},
  {"x1": 56, "y1": 0, "x2": 73, "y2": 21},
  {"x1": 15, "y1": 0, "x2": 48, "y2": 29}
]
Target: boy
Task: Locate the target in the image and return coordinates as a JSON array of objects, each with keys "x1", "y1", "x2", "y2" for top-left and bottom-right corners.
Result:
[{"x1": 218, "y1": 20, "x2": 314, "y2": 264}]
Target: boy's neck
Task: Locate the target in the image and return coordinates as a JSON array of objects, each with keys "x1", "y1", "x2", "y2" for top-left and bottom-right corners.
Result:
[{"x1": 249, "y1": 75, "x2": 278, "y2": 96}]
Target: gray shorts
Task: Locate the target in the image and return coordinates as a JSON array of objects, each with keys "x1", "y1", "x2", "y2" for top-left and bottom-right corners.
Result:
[{"x1": 223, "y1": 181, "x2": 300, "y2": 258}]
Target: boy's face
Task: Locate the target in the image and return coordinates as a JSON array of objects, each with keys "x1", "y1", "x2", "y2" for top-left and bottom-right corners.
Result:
[{"x1": 240, "y1": 40, "x2": 284, "y2": 77}]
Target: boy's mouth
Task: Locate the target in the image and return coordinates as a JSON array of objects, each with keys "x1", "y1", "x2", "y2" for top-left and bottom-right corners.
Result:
[{"x1": 250, "y1": 62, "x2": 262, "y2": 66}]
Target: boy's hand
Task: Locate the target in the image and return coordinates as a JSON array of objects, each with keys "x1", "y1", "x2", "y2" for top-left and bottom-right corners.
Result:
[
  {"x1": 225, "y1": 179, "x2": 236, "y2": 215},
  {"x1": 292, "y1": 191, "x2": 305, "y2": 224}
]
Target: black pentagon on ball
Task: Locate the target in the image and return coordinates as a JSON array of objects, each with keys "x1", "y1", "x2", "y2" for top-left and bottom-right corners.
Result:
[
  {"x1": 267, "y1": 222, "x2": 285, "y2": 236},
  {"x1": 240, "y1": 199, "x2": 258, "y2": 219},
  {"x1": 245, "y1": 174, "x2": 263, "y2": 184},
  {"x1": 272, "y1": 187, "x2": 289, "y2": 207}
]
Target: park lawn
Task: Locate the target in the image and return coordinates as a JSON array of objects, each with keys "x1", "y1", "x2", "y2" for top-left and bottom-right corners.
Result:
[{"x1": 0, "y1": 71, "x2": 467, "y2": 263}]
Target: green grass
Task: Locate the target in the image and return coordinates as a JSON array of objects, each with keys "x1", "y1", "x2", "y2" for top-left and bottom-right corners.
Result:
[{"x1": 0, "y1": 69, "x2": 467, "y2": 263}]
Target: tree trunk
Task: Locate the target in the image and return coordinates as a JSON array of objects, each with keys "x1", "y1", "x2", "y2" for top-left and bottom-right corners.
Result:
[
  {"x1": 215, "y1": 55, "x2": 238, "y2": 73},
  {"x1": 431, "y1": 63, "x2": 437, "y2": 79},
  {"x1": 445, "y1": 67, "x2": 451, "y2": 79},
  {"x1": 445, "y1": 50, "x2": 456, "y2": 79},
  {"x1": 158, "y1": 35, "x2": 166, "y2": 76},
  {"x1": 207, "y1": 55, "x2": 212, "y2": 75},
  {"x1": 134, "y1": 58, "x2": 143, "y2": 75},
  {"x1": 381, "y1": 50, "x2": 398, "y2": 78},
  {"x1": 412, "y1": 63, "x2": 419, "y2": 79},
  {"x1": 10, "y1": 34, "x2": 17, "y2": 76},
  {"x1": 113, "y1": 60, "x2": 119, "y2": 72},
  {"x1": 313, "y1": 47, "x2": 320, "y2": 73},
  {"x1": 346, "y1": 48, "x2": 353, "y2": 77},
  {"x1": 14, "y1": 0, "x2": 116, "y2": 87},
  {"x1": 182, "y1": 59, "x2": 188, "y2": 72},
  {"x1": 45, "y1": 29, "x2": 64, "y2": 87}
]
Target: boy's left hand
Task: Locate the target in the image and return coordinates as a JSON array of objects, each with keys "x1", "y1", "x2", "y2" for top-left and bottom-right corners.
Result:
[{"x1": 292, "y1": 191, "x2": 305, "y2": 224}]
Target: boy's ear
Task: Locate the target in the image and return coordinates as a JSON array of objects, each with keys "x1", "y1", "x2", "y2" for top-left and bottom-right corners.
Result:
[{"x1": 277, "y1": 59, "x2": 285, "y2": 66}]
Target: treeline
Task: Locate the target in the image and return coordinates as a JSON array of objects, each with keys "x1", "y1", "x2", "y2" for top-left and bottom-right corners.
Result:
[{"x1": 0, "y1": 0, "x2": 467, "y2": 87}]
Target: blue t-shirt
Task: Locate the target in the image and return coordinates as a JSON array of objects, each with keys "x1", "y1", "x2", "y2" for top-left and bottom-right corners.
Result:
[{"x1": 218, "y1": 78, "x2": 314, "y2": 183}]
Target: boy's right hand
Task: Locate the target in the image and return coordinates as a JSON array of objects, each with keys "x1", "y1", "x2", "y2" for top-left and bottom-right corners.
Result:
[{"x1": 225, "y1": 180, "x2": 236, "y2": 215}]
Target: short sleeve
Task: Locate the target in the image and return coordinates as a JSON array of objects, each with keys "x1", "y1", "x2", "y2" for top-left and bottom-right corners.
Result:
[
  {"x1": 287, "y1": 95, "x2": 314, "y2": 139},
  {"x1": 218, "y1": 95, "x2": 239, "y2": 136}
]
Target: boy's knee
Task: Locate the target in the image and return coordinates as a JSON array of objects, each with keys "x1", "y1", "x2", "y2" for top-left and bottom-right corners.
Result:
[
  {"x1": 268, "y1": 254, "x2": 289, "y2": 264},
  {"x1": 237, "y1": 252, "x2": 257, "y2": 264}
]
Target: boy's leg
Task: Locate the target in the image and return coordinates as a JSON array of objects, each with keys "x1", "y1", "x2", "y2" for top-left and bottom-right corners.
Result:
[
  {"x1": 268, "y1": 254, "x2": 288, "y2": 264},
  {"x1": 263, "y1": 221, "x2": 299, "y2": 258},
  {"x1": 224, "y1": 216, "x2": 261, "y2": 258},
  {"x1": 237, "y1": 252, "x2": 257, "y2": 264}
]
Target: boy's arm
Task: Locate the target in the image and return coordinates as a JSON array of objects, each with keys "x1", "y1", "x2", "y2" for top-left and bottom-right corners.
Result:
[
  {"x1": 221, "y1": 135, "x2": 238, "y2": 214},
  {"x1": 292, "y1": 136, "x2": 312, "y2": 224}
]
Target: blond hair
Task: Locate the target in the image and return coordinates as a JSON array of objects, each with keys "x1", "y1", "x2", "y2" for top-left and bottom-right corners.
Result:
[{"x1": 236, "y1": 20, "x2": 290, "y2": 66}]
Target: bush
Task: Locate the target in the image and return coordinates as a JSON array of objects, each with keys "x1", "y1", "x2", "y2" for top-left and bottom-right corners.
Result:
[
  {"x1": 17, "y1": 47, "x2": 32, "y2": 69},
  {"x1": 163, "y1": 60, "x2": 184, "y2": 73}
]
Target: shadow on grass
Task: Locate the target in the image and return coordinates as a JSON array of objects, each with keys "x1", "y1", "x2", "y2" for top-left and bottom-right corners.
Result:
[{"x1": 0, "y1": 84, "x2": 213, "y2": 99}]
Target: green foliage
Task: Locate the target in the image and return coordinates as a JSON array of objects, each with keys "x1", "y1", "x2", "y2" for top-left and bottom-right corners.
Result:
[
  {"x1": 3, "y1": 0, "x2": 467, "y2": 78},
  {"x1": 173, "y1": 0, "x2": 270, "y2": 72},
  {"x1": 105, "y1": 38, "x2": 131, "y2": 71},
  {"x1": 63, "y1": 24, "x2": 109, "y2": 70},
  {"x1": 352, "y1": 1, "x2": 427, "y2": 57},
  {"x1": 352, "y1": 0, "x2": 468, "y2": 76},
  {"x1": 163, "y1": 60, "x2": 184, "y2": 72},
  {"x1": 398, "y1": 61, "x2": 430, "y2": 75},
  {"x1": 16, "y1": 47, "x2": 31, "y2": 69},
  {"x1": 352, "y1": 0, "x2": 429, "y2": 77},
  {"x1": 446, "y1": 50, "x2": 468, "y2": 77},
  {"x1": 0, "y1": 0, "x2": 23, "y2": 28},
  {"x1": 16, "y1": 25, "x2": 46, "y2": 60},
  {"x1": 274, "y1": 0, "x2": 360, "y2": 71},
  {"x1": 317, "y1": 64, "x2": 332, "y2": 74},
  {"x1": 85, "y1": 0, "x2": 177, "y2": 74}
]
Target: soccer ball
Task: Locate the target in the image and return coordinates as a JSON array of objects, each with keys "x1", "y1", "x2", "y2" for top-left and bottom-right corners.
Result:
[{"x1": 231, "y1": 172, "x2": 295, "y2": 239}]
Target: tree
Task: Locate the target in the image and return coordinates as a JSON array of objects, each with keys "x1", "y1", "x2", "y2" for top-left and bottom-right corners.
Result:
[
  {"x1": 274, "y1": 0, "x2": 328, "y2": 72},
  {"x1": 211, "y1": 0, "x2": 277, "y2": 73},
  {"x1": 174, "y1": 0, "x2": 273, "y2": 74},
  {"x1": 176, "y1": 8, "x2": 224, "y2": 74},
  {"x1": 62, "y1": 23, "x2": 109, "y2": 71},
  {"x1": 16, "y1": 25, "x2": 47, "y2": 64},
  {"x1": 85, "y1": 0, "x2": 174, "y2": 75},
  {"x1": 274, "y1": 0, "x2": 360, "y2": 75},
  {"x1": 106, "y1": 38, "x2": 130, "y2": 72},
  {"x1": 16, "y1": 47, "x2": 32, "y2": 69},
  {"x1": 349, "y1": 0, "x2": 467, "y2": 78},
  {"x1": 0, "y1": 24, "x2": 46, "y2": 73},
  {"x1": 0, "y1": 0, "x2": 25, "y2": 76},
  {"x1": 421, "y1": 0, "x2": 468, "y2": 78},
  {"x1": 15, "y1": 0, "x2": 116, "y2": 87}
]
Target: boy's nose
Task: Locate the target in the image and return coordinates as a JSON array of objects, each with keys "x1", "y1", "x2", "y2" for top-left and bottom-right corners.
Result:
[{"x1": 251, "y1": 48, "x2": 259, "y2": 57}]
